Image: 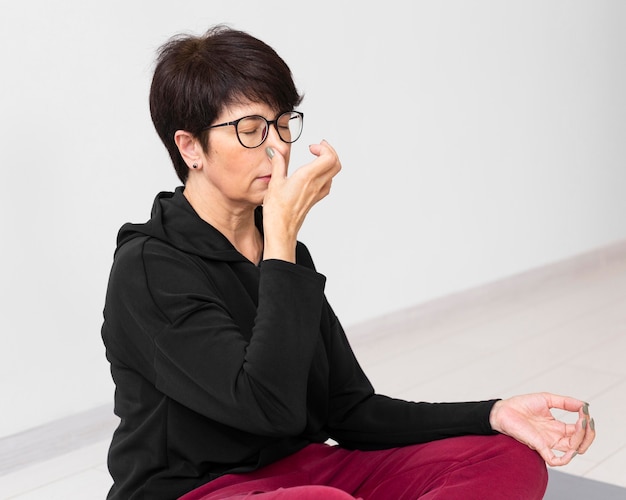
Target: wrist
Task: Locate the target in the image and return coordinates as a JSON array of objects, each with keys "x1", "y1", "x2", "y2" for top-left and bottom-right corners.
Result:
[
  {"x1": 489, "y1": 399, "x2": 504, "y2": 433},
  {"x1": 263, "y1": 235, "x2": 297, "y2": 264}
]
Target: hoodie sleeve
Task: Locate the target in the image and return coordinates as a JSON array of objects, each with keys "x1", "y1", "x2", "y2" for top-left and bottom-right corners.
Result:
[
  {"x1": 320, "y1": 305, "x2": 498, "y2": 448},
  {"x1": 291, "y1": 243, "x2": 498, "y2": 447},
  {"x1": 103, "y1": 235, "x2": 326, "y2": 437}
]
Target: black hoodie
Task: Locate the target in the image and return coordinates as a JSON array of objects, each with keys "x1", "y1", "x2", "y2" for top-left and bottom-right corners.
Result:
[{"x1": 101, "y1": 187, "x2": 497, "y2": 499}]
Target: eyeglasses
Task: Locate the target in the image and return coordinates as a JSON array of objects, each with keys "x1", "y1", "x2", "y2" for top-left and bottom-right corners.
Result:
[{"x1": 204, "y1": 111, "x2": 304, "y2": 149}]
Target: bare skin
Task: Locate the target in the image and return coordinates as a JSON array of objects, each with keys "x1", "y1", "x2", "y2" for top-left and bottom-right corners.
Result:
[{"x1": 490, "y1": 393, "x2": 595, "y2": 466}]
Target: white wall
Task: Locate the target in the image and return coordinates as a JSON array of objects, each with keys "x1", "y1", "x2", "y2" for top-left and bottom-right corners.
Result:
[{"x1": 1, "y1": 0, "x2": 625, "y2": 438}]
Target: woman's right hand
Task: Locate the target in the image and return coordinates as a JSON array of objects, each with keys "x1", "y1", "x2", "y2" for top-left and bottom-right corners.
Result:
[{"x1": 262, "y1": 140, "x2": 342, "y2": 263}]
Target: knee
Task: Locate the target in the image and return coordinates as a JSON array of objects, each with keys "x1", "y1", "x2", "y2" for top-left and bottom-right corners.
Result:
[
  {"x1": 493, "y1": 435, "x2": 548, "y2": 498},
  {"x1": 275, "y1": 485, "x2": 354, "y2": 499},
  {"x1": 497, "y1": 434, "x2": 547, "y2": 470}
]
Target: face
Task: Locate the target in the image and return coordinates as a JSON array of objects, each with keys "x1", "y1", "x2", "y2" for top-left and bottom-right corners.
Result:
[{"x1": 196, "y1": 101, "x2": 293, "y2": 210}]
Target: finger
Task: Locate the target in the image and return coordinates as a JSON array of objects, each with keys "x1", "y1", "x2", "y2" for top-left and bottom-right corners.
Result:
[
  {"x1": 551, "y1": 417, "x2": 589, "y2": 458},
  {"x1": 309, "y1": 139, "x2": 336, "y2": 156},
  {"x1": 302, "y1": 143, "x2": 341, "y2": 180},
  {"x1": 266, "y1": 146, "x2": 288, "y2": 180},
  {"x1": 578, "y1": 417, "x2": 596, "y2": 455},
  {"x1": 535, "y1": 442, "x2": 558, "y2": 466},
  {"x1": 544, "y1": 449, "x2": 579, "y2": 467},
  {"x1": 318, "y1": 179, "x2": 334, "y2": 200},
  {"x1": 309, "y1": 143, "x2": 322, "y2": 157},
  {"x1": 545, "y1": 393, "x2": 587, "y2": 413},
  {"x1": 566, "y1": 416, "x2": 587, "y2": 451},
  {"x1": 319, "y1": 139, "x2": 338, "y2": 156}
]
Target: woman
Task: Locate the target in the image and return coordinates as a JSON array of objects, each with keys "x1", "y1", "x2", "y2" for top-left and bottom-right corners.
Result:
[{"x1": 102, "y1": 25, "x2": 595, "y2": 499}]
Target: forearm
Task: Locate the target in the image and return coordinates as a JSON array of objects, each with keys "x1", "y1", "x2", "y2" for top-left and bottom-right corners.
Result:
[{"x1": 329, "y1": 395, "x2": 499, "y2": 449}]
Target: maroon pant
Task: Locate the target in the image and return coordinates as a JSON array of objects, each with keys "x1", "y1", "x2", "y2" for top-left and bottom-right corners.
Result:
[{"x1": 179, "y1": 434, "x2": 547, "y2": 499}]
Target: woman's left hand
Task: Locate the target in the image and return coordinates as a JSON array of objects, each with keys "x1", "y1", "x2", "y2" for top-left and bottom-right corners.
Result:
[{"x1": 489, "y1": 392, "x2": 595, "y2": 466}]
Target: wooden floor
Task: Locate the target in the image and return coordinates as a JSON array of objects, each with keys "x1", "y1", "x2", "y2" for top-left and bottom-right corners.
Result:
[
  {"x1": 1, "y1": 240, "x2": 625, "y2": 498},
  {"x1": 348, "y1": 239, "x2": 626, "y2": 488}
]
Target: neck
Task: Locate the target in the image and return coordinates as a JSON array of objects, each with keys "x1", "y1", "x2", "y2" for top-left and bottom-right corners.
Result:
[{"x1": 183, "y1": 181, "x2": 262, "y2": 264}]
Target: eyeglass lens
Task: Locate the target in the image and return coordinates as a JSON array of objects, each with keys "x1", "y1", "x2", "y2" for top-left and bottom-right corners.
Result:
[{"x1": 236, "y1": 112, "x2": 303, "y2": 148}]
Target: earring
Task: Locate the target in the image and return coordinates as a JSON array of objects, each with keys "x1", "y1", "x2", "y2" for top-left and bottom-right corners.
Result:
[{"x1": 192, "y1": 163, "x2": 198, "y2": 169}]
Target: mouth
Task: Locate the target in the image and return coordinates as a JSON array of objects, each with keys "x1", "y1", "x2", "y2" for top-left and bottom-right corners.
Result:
[{"x1": 257, "y1": 175, "x2": 272, "y2": 183}]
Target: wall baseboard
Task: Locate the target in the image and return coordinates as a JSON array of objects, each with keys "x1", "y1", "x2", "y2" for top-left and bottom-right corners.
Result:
[
  {"x1": 0, "y1": 404, "x2": 117, "y2": 477},
  {"x1": 346, "y1": 238, "x2": 626, "y2": 338},
  {"x1": 2, "y1": 238, "x2": 625, "y2": 477}
]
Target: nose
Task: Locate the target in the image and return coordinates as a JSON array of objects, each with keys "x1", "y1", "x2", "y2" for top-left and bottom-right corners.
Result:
[{"x1": 264, "y1": 123, "x2": 290, "y2": 155}]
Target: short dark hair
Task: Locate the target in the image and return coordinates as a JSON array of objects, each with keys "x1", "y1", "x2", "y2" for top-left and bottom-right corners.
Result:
[{"x1": 149, "y1": 25, "x2": 303, "y2": 183}]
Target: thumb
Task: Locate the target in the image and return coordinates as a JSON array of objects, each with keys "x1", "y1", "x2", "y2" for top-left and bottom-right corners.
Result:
[{"x1": 266, "y1": 146, "x2": 287, "y2": 179}]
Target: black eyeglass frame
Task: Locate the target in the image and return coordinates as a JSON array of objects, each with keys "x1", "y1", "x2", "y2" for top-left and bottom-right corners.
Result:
[{"x1": 202, "y1": 111, "x2": 304, "y2": 149}]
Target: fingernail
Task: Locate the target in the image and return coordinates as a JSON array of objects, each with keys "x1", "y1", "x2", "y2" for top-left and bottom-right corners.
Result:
[
  {"x1": 582, "y1": 404, "x2": 590, "y2": 416},
  {"x1": 582, "y1": 419, "x2": 587, "y2": 430},
  {"x1": 265, "y1": 147, "x2": 275, "y2": 159},
  {"x1": 590, "y1": 418, "x2": 595, "y2": 431}
]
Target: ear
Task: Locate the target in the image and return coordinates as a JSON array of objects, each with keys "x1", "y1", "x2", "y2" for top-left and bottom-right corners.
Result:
[{"x1": 174, "y1": 130, "x2": 202, "y2": 170}]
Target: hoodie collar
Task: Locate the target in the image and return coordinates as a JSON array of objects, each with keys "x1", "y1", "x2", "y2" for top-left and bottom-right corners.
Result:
[{"x1": 117, "y1": 187, "x2": 262, "y2": 262}]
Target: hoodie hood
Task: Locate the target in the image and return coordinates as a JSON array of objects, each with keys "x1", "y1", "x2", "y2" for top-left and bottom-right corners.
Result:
[{"x1": 116, "y1": 187, "x2": 262, "y2": 262}]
